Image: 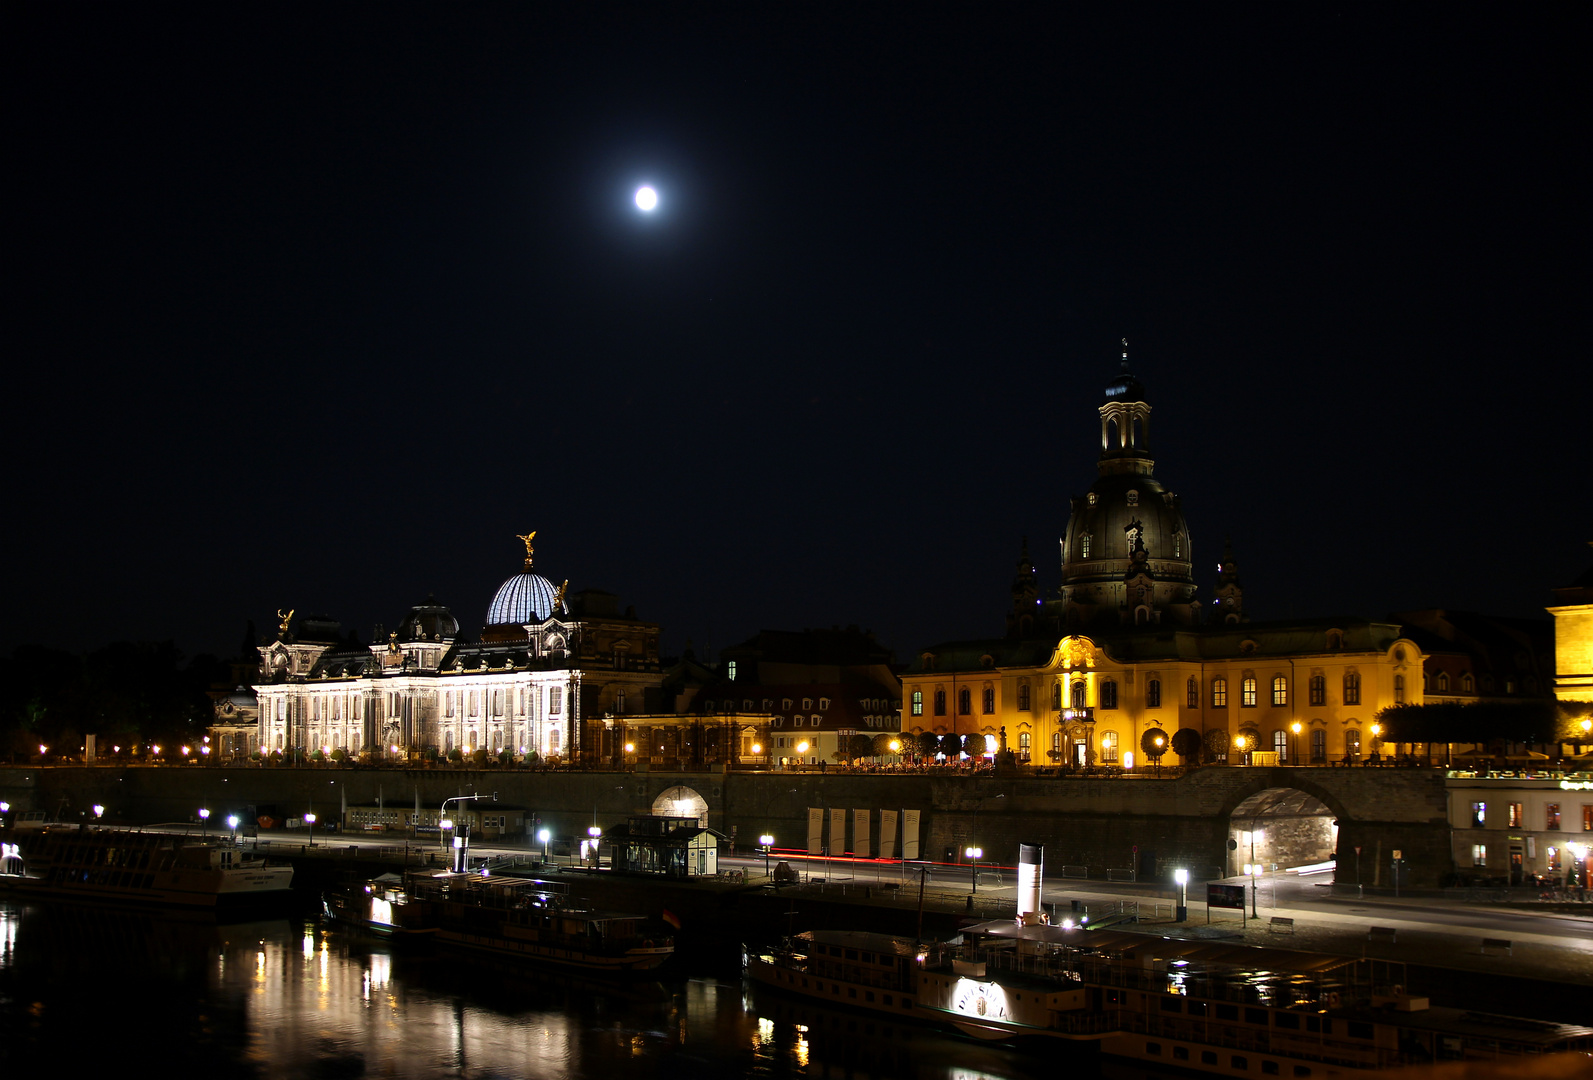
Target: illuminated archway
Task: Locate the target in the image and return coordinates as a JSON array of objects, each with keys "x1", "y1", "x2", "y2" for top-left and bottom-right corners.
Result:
[{"x1": 652, "y1": 785, "x2": 709, "y2": 827}]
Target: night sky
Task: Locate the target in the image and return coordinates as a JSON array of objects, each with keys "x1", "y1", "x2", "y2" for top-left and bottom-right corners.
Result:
[{"x1": 9, "y1": 6, "x2": 1588, "y2": 666}]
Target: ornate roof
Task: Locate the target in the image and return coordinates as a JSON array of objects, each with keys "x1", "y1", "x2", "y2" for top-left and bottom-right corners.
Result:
[{"x1": 485, "y1": 572, "x2": 558, "y2": 626}]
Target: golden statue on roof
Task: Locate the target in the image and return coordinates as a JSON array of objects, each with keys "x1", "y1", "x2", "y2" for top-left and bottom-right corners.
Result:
[
  {"x1": 554, "y1": 579, "x2": 569, "y2": 615},
  {"x1": 277, "y1": 608, "x2": 294, "y2": 634},
  {"x1": 515, "y1": 531, "x2": 536, "y2": 568}
]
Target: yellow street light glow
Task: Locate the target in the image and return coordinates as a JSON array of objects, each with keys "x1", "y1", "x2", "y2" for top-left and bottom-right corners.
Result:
[
  {"x1": 624, "y1": 742, "x2": 635, "y2": 754},
  {"x1": 1234, "y1": 735, "x2": 1246, "y2": 749},
  {"x1": 796, "y1": 741, "x2": 810, "y2": 753},
  {"x1": 889, "y1": 739, "x2": 901, "y2": 753},
  {"x1": 751, "y1": 743, "x2": 762, "y2": 754},
  {"x1": 1290, "y1": 721, "x2": 1302, "y2": 734}
]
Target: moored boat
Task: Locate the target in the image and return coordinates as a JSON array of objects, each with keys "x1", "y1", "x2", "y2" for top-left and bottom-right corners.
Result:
[
  {"x1": 744, "y1": 930, "x2": 937, "y2": 1022},
  {"x1": 0, "y1": 824, "x2": 294, "y2": 907},
  {"x1": 331, "y1": 869, "x2": 674, "y2": 974}
]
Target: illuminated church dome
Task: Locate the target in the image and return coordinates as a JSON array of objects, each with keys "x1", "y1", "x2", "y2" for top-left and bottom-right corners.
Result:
[
  {"x1": 397, "y1": 596, "x2": 459, "y2": 642},
  {"x1": 484, "y1": 531, "x2": 564, "y2": 627},
  {"x1": 1058, "y1": 344, "x2": 1198, "y2": 629}
]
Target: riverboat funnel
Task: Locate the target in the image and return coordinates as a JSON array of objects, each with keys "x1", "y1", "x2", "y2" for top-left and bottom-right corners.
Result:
[{"x1": 1017, "y1": 843, "x2": 1044, "y2": 923}]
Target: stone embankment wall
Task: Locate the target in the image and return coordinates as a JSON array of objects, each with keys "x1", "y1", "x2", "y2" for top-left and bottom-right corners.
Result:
[{"x1": 0, "y1": 764, "x2": 1452, "y2": 884}]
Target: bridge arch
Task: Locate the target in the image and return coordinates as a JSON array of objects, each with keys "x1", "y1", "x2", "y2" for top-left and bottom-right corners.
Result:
[
  {"x1": 652, "y1": 784, "x2": 709, "y2": 827},
  {"x1": 1218, "y1": 772, "x2": 1349, "y2": 878}
]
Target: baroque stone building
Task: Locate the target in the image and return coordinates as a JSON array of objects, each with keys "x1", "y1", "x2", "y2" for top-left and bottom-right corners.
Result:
[
  {"x1": 253, "y1": 535, "x2": 662, "y2": 763},
  {"x1": 902, "y1": 349, "x2": 1424, "y2": 769}
]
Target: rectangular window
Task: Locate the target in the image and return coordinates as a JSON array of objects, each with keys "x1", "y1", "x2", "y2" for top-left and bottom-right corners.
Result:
[
  {"x1": 1344, "y1": 673, "x2": 1361, "y2": 706},
  {"x1": 1212, "y1": 679, "x2": 1228, "y2": 708},
  {"x1": 1242, "y1": 677, "x2": 1257, "y2": 707},
  {"x1": 1310, "y1": 729, "x2": 1326, "y2": 763},
  {"x1": 1018, "y1": 683, "x2": 1031, "y2": 711},
  {"x1": 1584, "y1": 805, "x2": 1592, "y2": 831},
  {"x1": 550, "y1": 687, "x2": 563, "y2": 714},
  {"x1": 1188, "y1": 678, "x2": 1200, "y2": 708},
  {"x1": 1100, "y1": 681, "x2": 1118, "y2": 709},
  {"x1": 1272, "y1": 676, "x2": 1287, "y2": 706},
  {"x1": 1101, "y1": 732, "x2": 1119, "y2": 763},
  {"x1": 1309, "y1": 675, "x2": 1325, "y2": 706},
  {"x1": 934, "y1": 691, "x2": 945, "y2": 716},
  {"x1": 1146, "y1": 679, "x2": 1161, "y2": 708},
  {"x1": 1508, "y1": 802, "x2": 1523, "y2": 828},
  {"x1": 1546, "y1": 803, "x2": 1560, "y2": 830},
  {"x1": 982, "y1": 688, "x2": 995, "y2": 714},
  {"x1": 911, "y1": 691, "x2": 923, "y2": 716},
  {"x1": 1471, "y1": 844, "x2": 1486, "y2": 867},
  {"x1": 1471, "y1": 802, "x2": 1485, "y2": 827}
]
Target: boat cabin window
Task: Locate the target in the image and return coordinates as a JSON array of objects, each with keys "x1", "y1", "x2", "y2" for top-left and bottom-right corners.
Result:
[
  {"x1": 1173, "y1": 1047, "x2": 1190, "y2": 1061},
  {"x1": 1217, "y1": 1004, "x2": 1238, "y2": 1021},
  {"x1": 1159, "y1": 997, "x2": 1182, "y2": 1013},
  {"x1": 1187, "y1": 1001, "x2": 1208, "y2": 1017},
  {"x1": 1347, "y1": 1022, "x2": 1373, "y2": 1040},
  {"x1": 1305, "y1": 1016, "x2": 1321, "y2": 1033},
  {"x1": 1232, "y1": 1057, "x2": 1249, "y2": 1070},
  {"x1": 1262, "y1": 1062, "x2": 1280, "y2": 1075},
  {"x1": 1202, "y1": 1052, "x2": 1218, "y2": 1065},
  {"x1": 1246, "y1": 1008, "x2": 1269, "y2": 1026},
  {"x1": 1274, "y1": 1013, "x2": 1300, "y2": 1030}
]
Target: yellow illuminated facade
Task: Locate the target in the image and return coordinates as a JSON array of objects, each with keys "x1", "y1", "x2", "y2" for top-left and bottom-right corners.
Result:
[
  {"x1": 1548, "y1": 545, "x2": 1593, "y2": 706},
  {"x1": 903, "y1": 351, "x2": 1423, "y2": 767}
]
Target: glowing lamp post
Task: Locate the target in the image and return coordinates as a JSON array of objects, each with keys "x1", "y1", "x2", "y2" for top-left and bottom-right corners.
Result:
[
  {"x1": 304, "y1": 812, "x2": 317, "y2": 848},
  {"x1": 1370, "y1": 723, "x2": 1383, "y2": 763},
  {"x1": 227, "y1": 814, "x2": 239, "y2": 840},
  {"x1": 92, "y1": 804, "x2": 104, "y2": 821},
  {"x1": 759, "y1": 833, "x2": 775, "y2": 879},
  {"x1": 587, "y1": 824, "x2": 602, "y2": 867},
  {"x1": 198, "y1": 807, "x2": 210, "y2": 838},
  {"x1": 538, "y1": 827, "x2": 551, "y2": 862},
  {"x1": 965, "y1": 845, "x2": 983, "y2": 894},
  {"x1": 1243, "y1": 862, "x2": 1262, "y2": 918},
  {"x1": 1174, "y1": 867, "x2": 1189, "y2": 922},
  {"x1": 1290, "y1": 721, "x2": 1302, "y2": 766},
  {"x1": 1233, "y1": 734, "x2": 1247, "y2": 766},
  {"x1": 1570, "y1": 842, "x2": 1588, "y2": 891}
]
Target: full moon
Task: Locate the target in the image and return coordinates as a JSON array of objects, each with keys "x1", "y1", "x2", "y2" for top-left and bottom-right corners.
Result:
[{"x1": 634, "y1": 185, "x2": 658, "y2": 211}]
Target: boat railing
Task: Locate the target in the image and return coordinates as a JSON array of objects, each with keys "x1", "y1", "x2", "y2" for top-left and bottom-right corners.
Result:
[{"x1": 1119, "y1": 1013, "x2": 1399, "y2": 1070}]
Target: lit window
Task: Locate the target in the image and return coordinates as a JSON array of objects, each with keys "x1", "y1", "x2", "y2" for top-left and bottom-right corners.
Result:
[
  {"x1": 1272, "y1": 676, "x2": 1287, "y2": 706},
  {"x1": 1081, "y1": 534, "x2": 1091, "y2": 559},
  {"x1": 1241, "y1": 677, "x2": 1257, "y2": 707},
  {"x1": 1508, "y1": 802, "x2": 1523, "y2": 828},
  {"x1": 1273, "y1": 729, "x2": 1288, "y2": 762},
  {"x1": 1212, "y1": 678, "x2": 1228, "y2": 708},
  {"x1": 911, "y1": 691, "x2": 923, "y2": 716},
  {"x1": 1471, "y1": 844, "x2": 1486, "y2": 868},
  {"x1": 1547, "y1": 804, "x2": 1561, "y2": 830},
  {"x1": 1101, "y1": 731, "x2": 1120, "y2": 763},
  {"x1": 1471, "y1": 802, "x2": 1486, "y2": 827},
  {"x1": 1394, "y1": 674, "x2": 1405, "y2": 704},
  {"x1": 1345, "y1": 729, "x2": 1361, "y2": 761},
  {"x1": 727, "y1": 661, "x2": 737, "y2": 681}
]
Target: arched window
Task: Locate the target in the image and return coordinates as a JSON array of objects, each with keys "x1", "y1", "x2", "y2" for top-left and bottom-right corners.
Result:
[
  {"x1": 1052, "y1": 683, "x2": 1062, "y2": 710},
  {"x1": 1052, "y1": 731, "x2": 1062, "y2": 757},
  {"x1": 1018, "y1": 682, "x2": 1031, "y2": 711},
  {"x1": 1461, "y1": 673, "x2": 1474, "y2": 693},
  {"x1": 1309, "y1": 675, "x2": 1326, "y2": 706},
  {"x1": 1187, "y1": 678, "x2": 1199, "y2": 708},
  {"x1": 1241, "y1": 677, "x2": 1257, "y2": 707},
  {"x1": 1272, "y1": 676, "x2": 1288, "y2": 706},
  {"x1": 1212, "y1": 678, "x2": 1228, "y2": 708},
  {"x1": 1344, "y1": 672, "x2": 1361, "y2": 706},
  {"x1": 1099, "y1": 680, "x2": 1118, "y2": 709},
  {"x1": 1146, "y1": 679, "x2": 1161, "y2": 709},
  {"x1": 982, "y1": 687, "x2": 995, "y2": 714},
  {"x1": 958, "y1": 688, "x2": 971, "y2": 715},
  {"x1": 1437, "y1": 672, "x2": 1450, "y2": 692},
  {"x1": 911, "y1": 691, "x2": 923, "y2": 716},
  {"x1": 1273, "y1": 729, "x2": 1288, "y2": 762},
  {"x1": 1018, "y1": 731, "x2": 1031, "y2": 758},
  {"x1": 1101, "y1": 731, "x2": 1120, "y2": 763},
  {"x1": 1344, "y1": 729, "x2": 1361, "y2": 761},
  {"x1": 934, "y1": 689, "x2": 946, "y2": 716},
  {"x1": 1071, "y1": 682, "x2": 1087, "y2": 710},
  {"x1": 1310, "y1": 728, "x2": 1326, "y2": 762}
]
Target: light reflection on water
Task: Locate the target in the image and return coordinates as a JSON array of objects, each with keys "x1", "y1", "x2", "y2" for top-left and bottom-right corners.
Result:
[{"x1": 0, "y1": 899, "x2": 1080, "y2": 1079}]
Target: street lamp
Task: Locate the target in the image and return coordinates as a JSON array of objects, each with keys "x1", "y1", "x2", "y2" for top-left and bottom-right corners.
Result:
[
  {"x1": 92, "y1": 804, "x2": 104, "y2": 821},
  {"x1": 1233, "y1": 734, "x2": 1247, "y2": 765},
  {"x1": 760, "y1": 833, "x2": 775, "y2": 879},
  {"x1": 1243, "y1": 862, "x2": 1262, "y2": 918},
  {"x1": 538, "y1": 827, "x2": 551, "y2": 862},
  {"x1": 304, "y1": 812, "x2": 317, "y2": 848},
  {"x1": 198, "y1": 807, "x2": 210, "y2": 838},
  {"x1": 1174, "y1": 867, "x2": 1189, "y2": 921},
  {"x1": 965, "y1": 845, "x2": 983, "y2": 894},
  {"x1": 227, "y1": 814, "x2": 239, "y2": 841},
  {"x1": 440, "y1": 817, "x2": 454, "y2": 860},
  {"x1": 1290, "y1": 721, "x2": 1302, "y2": 766},
  {"x1": 1370, "y1": 723, "x2": 1383, "y2": 764},
  {"x1": 1569, "y1": 842, "x2": 1588, "y2": 890}
]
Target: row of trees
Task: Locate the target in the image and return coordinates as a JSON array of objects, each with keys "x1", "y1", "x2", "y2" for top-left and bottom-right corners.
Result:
[{"x1": 0, "y1": 642, "x2": 230, "y2": 762}]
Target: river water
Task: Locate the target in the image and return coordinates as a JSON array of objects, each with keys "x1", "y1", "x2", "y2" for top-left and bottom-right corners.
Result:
[{"x1": 0, "y1": 898, "x2": 1112, "y2": 1080}]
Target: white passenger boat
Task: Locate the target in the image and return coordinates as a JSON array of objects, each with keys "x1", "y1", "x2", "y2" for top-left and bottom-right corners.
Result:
[{"x1": 0, "y1": 824, "x2": 294, "y2": 907}]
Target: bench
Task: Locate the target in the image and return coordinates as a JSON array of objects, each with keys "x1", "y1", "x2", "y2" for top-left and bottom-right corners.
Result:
[
  {"x1": 1481, "y1": 938, "x2": 1513, "y2": 956},
  {"x1": 1368, "y1": 926, "x2": 1397, "y2": 944},
  {"x1": 1269, "y1": 916, "x2": 1295, "y2": 934}
]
